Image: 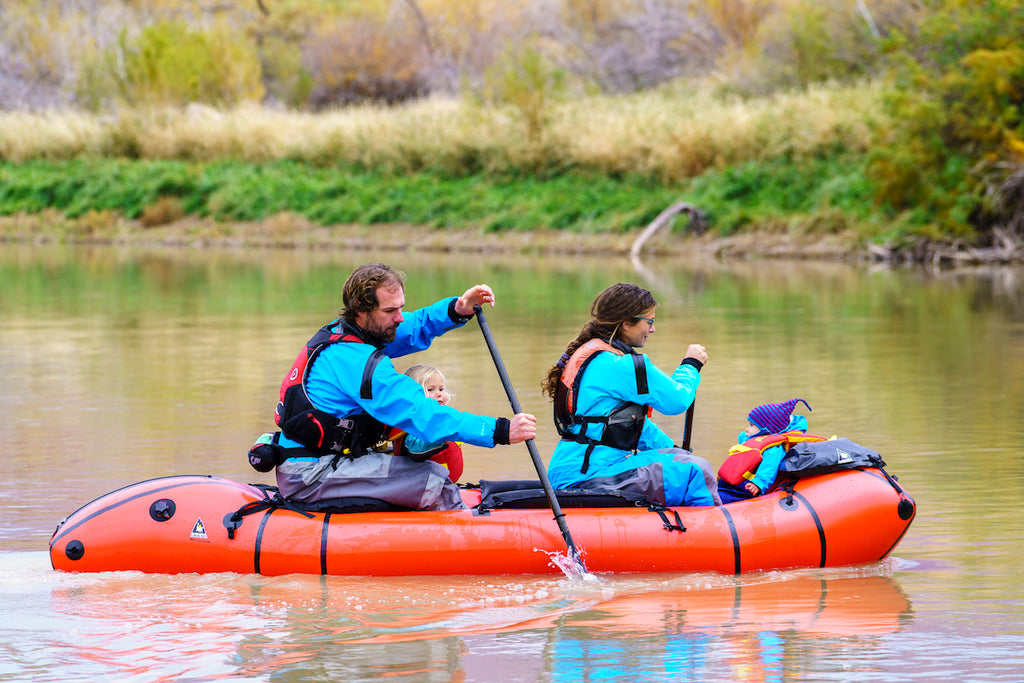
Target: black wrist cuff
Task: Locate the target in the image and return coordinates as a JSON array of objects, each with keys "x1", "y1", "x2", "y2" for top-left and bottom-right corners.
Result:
[
  {"x1": 682, "y1": 357, "x2": 704, "y2": 372},
  {"x1": 493, "y1": 417, "x2": 511, "y2": 445},
  {"x1": 448, "y1": 299, "x2": 473, "y2": 325}
]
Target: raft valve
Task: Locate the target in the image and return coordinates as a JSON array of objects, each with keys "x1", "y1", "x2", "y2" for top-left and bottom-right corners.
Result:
[
  {"x1": 150, "y1": 499, "x2": 176, "y2": 521},
  {"x1": 65, "y1": 540, "x2": 84, "y2": 561}
]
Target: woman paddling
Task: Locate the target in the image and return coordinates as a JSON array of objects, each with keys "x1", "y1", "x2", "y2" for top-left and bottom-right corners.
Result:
[{"x1": 541, "y1": 282, "x2": 721, "y2": 507}]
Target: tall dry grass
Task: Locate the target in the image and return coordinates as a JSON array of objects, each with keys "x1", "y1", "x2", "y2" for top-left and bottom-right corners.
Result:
[
  {"x1": 551, "y1": 79, "x2": 886, "y2": 179},
  {"x1": 0, "y1": 79, "x2": 888, "y2": 182}
]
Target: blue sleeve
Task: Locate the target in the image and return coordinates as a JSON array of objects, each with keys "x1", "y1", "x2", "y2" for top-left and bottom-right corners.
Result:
[
  {"x1": 575, "y1": 352, "x2": 697, "y2": 449},
  {"x1": 591, "y1": 352, "x2": 700, "y2": 416},
  {"x1": 382, "y1": 297, "x2": 465, "y2": 358},
  {"x1": 304, "y1": 336, "x2": 499, "y2": 448},
  {"x1": 751, "y1": 444, "x2": 786, "y2": 492},
  {"x1": 403, "y1": 433, "x2": 445, "y2": 454},
  {"x1": 364, "y1": 357, "x2": 499, "y2": 448}
]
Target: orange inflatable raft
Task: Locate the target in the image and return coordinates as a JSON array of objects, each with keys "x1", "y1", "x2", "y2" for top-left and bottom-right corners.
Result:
[{"x1": 49, "y1": 465, "x2": 915, "y2": 577}]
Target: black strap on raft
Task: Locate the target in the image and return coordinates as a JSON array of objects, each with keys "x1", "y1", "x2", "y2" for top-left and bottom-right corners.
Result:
[
  {"x1": 222, "y1": 485, "x2": 314, "y2": 539},
  {"x1": 775, "y1": 480, "x2": 798, "y2": 507},
  {"x1": 874, "y1": 465, "x2": 903, "y2": 494},
  {"x1": 870, "y1": 465, "x2": 917, "y2": 521},
  {"x1": 223, "y1": 485, "x2": 416, "y2": 538},
  {"x1": 648, "y1": 503, "x2": 687, "y2": 532},
  {"x1": 776, "y1": 462, "x2": 909, "y2": 500}
]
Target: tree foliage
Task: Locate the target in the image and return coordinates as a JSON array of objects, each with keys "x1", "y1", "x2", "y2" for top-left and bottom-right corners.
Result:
[
  {"x1": 3, "y1": 0, "x2": 911, "y2": 110},
  {"x1": 868, "y1": 0, "x2": 1024, "y2": 240},
  {"x1": 302, "y1": 15, "x2": 429, "y2": 106},
  {"x1": 83, "y1": 19, "x2": 265, "y2": 108},
  {"x1": 1, "y1": 0, "x2": 1022, "y2": 243}
]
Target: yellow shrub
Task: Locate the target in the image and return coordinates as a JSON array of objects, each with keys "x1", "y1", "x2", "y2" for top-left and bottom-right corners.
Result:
[{"x1": 107, "y1": 20, "x2": 264, "y2": 108}]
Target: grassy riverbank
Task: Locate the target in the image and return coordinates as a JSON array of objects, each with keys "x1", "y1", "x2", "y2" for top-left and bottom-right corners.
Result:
[
  {"x1": 0, "y1": 81, "x2": 911, "y2": 260},
  {"x1": 0, "y1": 154, "x2": 887, "y2": 261},
  {"x1": 3, "y1": 1, "x2": 1021, "y2": 264},
  {"x1": 0, "y1": 81, "x2": 1019, "y2": 264},
  {"x1": 0, "y1": 151, "x2": 874, "y2": 234},
  {"x1": 0, "y1": 151, "x2": 1006, "y2": 264}
]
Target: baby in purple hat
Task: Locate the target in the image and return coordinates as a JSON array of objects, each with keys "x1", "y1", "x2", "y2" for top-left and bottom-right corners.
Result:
[{"x1": 717, "y1": 398, "x2": 812, "y2": 504}]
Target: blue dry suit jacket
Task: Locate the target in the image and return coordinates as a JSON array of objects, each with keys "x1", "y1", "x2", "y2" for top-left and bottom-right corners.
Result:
[
  {"x1": 547, "y1": 349, "x2": 701, "y2": 488},
  {"x1": 737, "y1": 414, "x2": 810, "y2": 493},
  {"x1": 278, "y1": 297, "x2": 502, "y2": 450}
]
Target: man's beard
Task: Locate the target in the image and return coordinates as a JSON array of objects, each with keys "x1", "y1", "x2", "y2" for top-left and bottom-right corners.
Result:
[{"x1": 363, "y1": 320, "x2": 398, "y2": 348}]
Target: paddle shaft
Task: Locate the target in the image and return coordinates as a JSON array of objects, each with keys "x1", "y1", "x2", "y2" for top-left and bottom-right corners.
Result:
[
  {"x1": 681, "y1": 401, "x2": 695, "y2": 452},
  {"x1": 473, "y1": 306, "x2": 585, "y2": 567}
]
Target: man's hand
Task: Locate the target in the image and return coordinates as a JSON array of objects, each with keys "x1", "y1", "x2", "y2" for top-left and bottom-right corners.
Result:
[
  {"x1": 508, "y1": 412, "x2": 537, "y2": 444},
  {"x1": 743, "y1": 481, "x2": 761, "y2": 495},
  {"x1": 454, "y1": 284, "x2": 495, "y2": 317}
]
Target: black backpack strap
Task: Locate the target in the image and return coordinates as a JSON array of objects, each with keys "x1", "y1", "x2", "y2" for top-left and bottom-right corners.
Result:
[
  {"x1": 632, "y1": 353, "x2": 648, "y2": 394},
  {"x1": 360, "y1": 348, "x2": 386, "y2": 399}
]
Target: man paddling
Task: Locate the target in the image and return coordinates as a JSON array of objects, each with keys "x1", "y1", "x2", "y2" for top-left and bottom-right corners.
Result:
[{"x1": 265, "y1": 263, "x2": 536, "y2": 510}]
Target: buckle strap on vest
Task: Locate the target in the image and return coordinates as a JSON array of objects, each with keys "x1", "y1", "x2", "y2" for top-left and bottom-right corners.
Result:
[
  {"x1": 580, "y1": 442, "x2": 597, "y2": 475},
  {"x1": 555, "y1": 338, "x2": 650, "y2": 476}
]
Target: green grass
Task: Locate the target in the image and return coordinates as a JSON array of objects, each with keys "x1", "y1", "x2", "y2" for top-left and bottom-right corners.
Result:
[
  {"x1": 0, "y1": 153, "x2": 877, "y2": 239},
  {"x1": 685, "y1": 154, "x2": 877, "y2": 235}
]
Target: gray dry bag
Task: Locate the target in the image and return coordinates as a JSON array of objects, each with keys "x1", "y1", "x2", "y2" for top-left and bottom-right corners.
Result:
[{"x1": 778, "y1": 437, "x2": 885, "y2": 480}]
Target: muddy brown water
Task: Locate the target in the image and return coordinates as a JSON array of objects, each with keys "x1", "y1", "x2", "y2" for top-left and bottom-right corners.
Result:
[{"x1": 2, "y1": 243, "x2": 1022, "y2": 681}]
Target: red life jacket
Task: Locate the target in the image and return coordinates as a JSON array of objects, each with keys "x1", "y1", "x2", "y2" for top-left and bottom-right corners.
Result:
[
  {"x1": 275, "y1": 320, "x2": 388, "y2": 456},
  {"x1": 428, "y1": 442, "x2": 464, "y2": 482},
  {"x1": 553, "y1": 338, "x2": 651, "y2": 474},
  {"x1": 717, "y1": 431, "x2": 827, "y2": 486}
]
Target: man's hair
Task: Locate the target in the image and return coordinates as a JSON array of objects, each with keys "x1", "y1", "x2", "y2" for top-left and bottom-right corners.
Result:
[{"x1": 340, "y1": 263, "x2": 406, "y2": 322}]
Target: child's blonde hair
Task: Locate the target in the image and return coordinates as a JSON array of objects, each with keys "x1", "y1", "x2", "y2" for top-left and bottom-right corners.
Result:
[{"x1": 403, "y1": 363, "x2": 453, "y2": 402}]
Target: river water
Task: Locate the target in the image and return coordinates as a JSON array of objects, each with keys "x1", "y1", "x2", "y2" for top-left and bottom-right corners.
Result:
[{"x1": 2, "y1": 242, "x2": 1023, "y2": 681}]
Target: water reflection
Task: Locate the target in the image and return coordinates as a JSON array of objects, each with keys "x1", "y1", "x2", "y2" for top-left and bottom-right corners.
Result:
[{"x1": 39, "y1": 564, "x2": 910, "y2": 682}]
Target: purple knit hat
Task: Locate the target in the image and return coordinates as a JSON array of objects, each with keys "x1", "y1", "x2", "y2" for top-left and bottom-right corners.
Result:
[{"x1": 748, "y1": 398, "x2": 811, "y2": 434}]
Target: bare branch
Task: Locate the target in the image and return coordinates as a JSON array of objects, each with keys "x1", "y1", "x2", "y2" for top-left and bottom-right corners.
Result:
[{"x1": 630, "y1": 201, "x2": 705, "y2": 258}]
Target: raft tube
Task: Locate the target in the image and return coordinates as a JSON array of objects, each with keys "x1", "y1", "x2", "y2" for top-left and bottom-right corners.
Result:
[{"x1": 49, "y1": 468, "x2": 915, "y2": 576}]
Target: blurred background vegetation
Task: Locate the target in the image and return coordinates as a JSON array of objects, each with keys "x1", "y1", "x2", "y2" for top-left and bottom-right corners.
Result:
[{"x1": 0, "y1": 0, "x2": 1021, "y2": 256}]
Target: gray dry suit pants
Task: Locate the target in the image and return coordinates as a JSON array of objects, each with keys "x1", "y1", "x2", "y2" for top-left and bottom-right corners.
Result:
[{"x1": 275, "y1": 451, "x2": 467, "y2": 511}]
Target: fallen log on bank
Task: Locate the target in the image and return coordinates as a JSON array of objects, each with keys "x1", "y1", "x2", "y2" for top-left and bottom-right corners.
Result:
[{"x1": 630, "y1": 201, "x2": 705, "y2": 258}]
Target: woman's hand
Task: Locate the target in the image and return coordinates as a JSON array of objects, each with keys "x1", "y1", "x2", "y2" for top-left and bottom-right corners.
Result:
[{"x1": 685, "y1": 343, "x2": 708, "y2": 365}]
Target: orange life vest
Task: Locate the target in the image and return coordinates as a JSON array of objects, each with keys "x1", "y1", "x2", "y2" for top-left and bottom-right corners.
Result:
[{"x1": 553, "y1": 338, "x2": 651, "y2": 474}]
